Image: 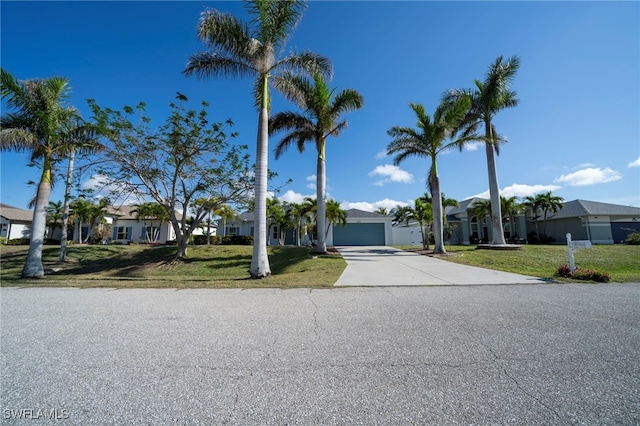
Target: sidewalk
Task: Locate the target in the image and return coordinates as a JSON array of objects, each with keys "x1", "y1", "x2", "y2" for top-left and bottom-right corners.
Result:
[{"x1": 334, "y1": 246, "x2": 548, "y2": 286}]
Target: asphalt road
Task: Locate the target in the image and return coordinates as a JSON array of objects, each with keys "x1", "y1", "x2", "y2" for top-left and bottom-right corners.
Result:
[{"x1": 1, "y1": 284, "x2": 639, "y2": 425}]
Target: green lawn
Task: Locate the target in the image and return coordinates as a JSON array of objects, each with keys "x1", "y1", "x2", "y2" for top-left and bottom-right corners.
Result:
[
  {"x1": 0, "y1": 244, "x2": 347, "y2": 288},
  {"x1": 397, "y1": 244, "x2": 640, "y2": 283},
  {"x1": 2, "y1": 243, "x2": 638, "y2": 287}
]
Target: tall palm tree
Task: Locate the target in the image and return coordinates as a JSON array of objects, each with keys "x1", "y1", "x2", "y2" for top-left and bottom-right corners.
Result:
[
  {"x1": 1, "y1": 69, "x2": 76, "y2": 277},
  {"x1": 444, "y1": 55, "x2": 520, "y2": 245},
  {"x1": 184, "y1": 0, "x2": 331, "y2": 278},
  {"x1": 270, "y1": 72, "x2": 363, "y2": 254},
  {"x1": 386, "y1": 98, "x2": 472, "y2": 254},
  {"x1": 537, "y1": 191, "x2": 564, "y2": 240}
]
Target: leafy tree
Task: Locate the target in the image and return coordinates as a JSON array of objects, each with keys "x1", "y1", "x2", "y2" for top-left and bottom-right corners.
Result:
[
  {"x1": 184, "y1": 0, "x2": 331, "y2": 277},
  {"x1": 1, "y1": 69, "x2": 77, "y2": 277},
  {"x1": 444, "y1": 55, "x2": 520, "y2": 245},
  {"x1": 88, "y1": 95, "x2": 253, "y2": 259},
  {"x1": 270, "y1": 72, "x2": 363, "y2": 253},
  {"x1": 386, "y1": 99, "x2": 472, "y2": 254}
]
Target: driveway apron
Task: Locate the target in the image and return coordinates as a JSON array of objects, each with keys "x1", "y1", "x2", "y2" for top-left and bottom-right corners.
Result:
[{"x1": 334, "y1": 246, "x2": 547, "y2": 286}]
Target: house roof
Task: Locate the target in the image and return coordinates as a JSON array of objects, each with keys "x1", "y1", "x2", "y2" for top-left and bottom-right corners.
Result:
[
  {"x1": 345, "y1": 208, "x2": 389, "y2": 218},
  {"x1": 445, "y1": 198, "x2": 481, "y2": 216},
  {"x1": 548, "y1": 199, "x2": 640, "y2": 220},
  {"x1": 106, "y1": 205, "x2": 183, "y2": 221},
  {"x1": 0, "y1": 203, "x2": 33, "y2": 222}
]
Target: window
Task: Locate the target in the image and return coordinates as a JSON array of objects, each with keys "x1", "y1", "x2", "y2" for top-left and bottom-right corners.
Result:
[
  {"x1": 272, "y1": 226, "x2": 278, "y2": 239},
  {"x1": 115, "y1": 226, "x2": 130, "y2": 240},
  {"x1": 227, "y1": 227, "x2": 238, "y2": 236}
]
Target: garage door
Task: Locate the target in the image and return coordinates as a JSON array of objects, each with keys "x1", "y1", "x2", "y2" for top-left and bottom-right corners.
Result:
[
  {"x1": 333, "y1": 223, "x2": 385, "y2": 246},
  {"x1": 611, "y1": 222, "x2": 640, "y2": 244}
]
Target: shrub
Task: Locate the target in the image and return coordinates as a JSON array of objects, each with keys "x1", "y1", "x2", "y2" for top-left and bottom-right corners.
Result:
[
  {"x1": 221, "y1": 235, "x2": 253, "y2": 245},
  {"x1": 0, "y1": 237, "x2": 7, "y2": 245},
  {"x1": 6, "y1": 238, "x2": 30, "y2": 245},
  {"x1": 625, "y1": 232, "x2": 640, "y2": 245},
  {"x1": 555, "y1": 264, "x2": 610, "y2": 283}
]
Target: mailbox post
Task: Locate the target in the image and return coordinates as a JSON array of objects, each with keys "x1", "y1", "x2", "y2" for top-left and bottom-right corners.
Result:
[{"x1": 566, "y1": 233, "x2": 592, "y2": 272}]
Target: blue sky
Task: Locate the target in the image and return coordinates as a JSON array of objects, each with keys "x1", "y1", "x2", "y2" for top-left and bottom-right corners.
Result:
[{"x1": 1, "y1": 1, "x2": 639, "y2": 212}]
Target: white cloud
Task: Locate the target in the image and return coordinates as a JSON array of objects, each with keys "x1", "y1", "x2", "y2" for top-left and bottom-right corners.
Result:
[
  {"x1": 465, "y1": 142, "x2": 483, "y2": 151},
  {"x1": 554, "y1": 167, "x2": 622, "y2": 186},
  {"x1": 306, "y1": 174, "x2": 316, "y2": 182},
  {"x1": 628, "y1": 157, "x2": 640, "y2": 168},
  {"x1": 375, "y1": 149, "x2": 388, "y2": 160},
  {"x1": 278, "y1": 190, "x2": 315, "y2": 204},
  {"x1": 574, "y1": 162, "x2": 597, "y2": 169},
  {"x1": 368, "y1": 164, "x2": 414, "y2": 186},
  {"x1": 464, "y1": 183, "x2": 562, "y2": 200},
  {"x1": 341, "y1": 198, "x2": 410, "y2": 212}
]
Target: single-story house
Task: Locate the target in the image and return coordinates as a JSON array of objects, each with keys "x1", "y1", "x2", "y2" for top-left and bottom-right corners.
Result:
[
  {"x1": 225, "y1": 208, "x2": 394, "y2": 246},
  {"x1": 0, "y1": 203, "x2": 32, "y2": 240},
  {"x1": 530, "y1": 199, "x2": 640, "y2": 244},
  {"x1": 104, "y1": 205, "x2": 177, "y2": 244},
  {"x1": 413, "y1": 198, "x2": 640, "y2": 246}
]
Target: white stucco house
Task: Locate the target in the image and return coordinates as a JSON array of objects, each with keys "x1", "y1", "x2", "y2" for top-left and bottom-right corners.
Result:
[{"x1": 0, "y1": 203, "x2": 32, "y2": 240}]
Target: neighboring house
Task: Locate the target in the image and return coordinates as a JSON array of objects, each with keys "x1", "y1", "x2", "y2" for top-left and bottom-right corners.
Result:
[
  {"x1": 529, "y1": 199, "x2": 640, "y2": 244},
  {"x1": 443, "y1": 198, "x2": 527, "y2": 245},
  {"x1": 103, "y1": 205, "x2": 177, "y2": 244},
  {"x1": 225, "y1": 208, "x2": 395, "y2": 246},
  {"x1": 0, "y1": 203, "x2": 32, "y2": 240}
]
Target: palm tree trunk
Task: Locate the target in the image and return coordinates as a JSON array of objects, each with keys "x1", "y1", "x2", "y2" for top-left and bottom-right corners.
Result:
[
  {"x1": 431, "y1": 172, "x2": 446, "y2": 254},
  {"x1": 59, "y1": 149, "x2": 75, "y2": 262},
  {"x1": 484, "y1": 135, "x2": 506, "y2": 245},
  {"x1": 22, "y1": 167, "x2": 52, "y2": 278},
  {"x1": 249, "y1": 78, "x2": 272, "y2": 278},
  {"x1": 316, "y1": 141, "x2": 327, "y2": 253}
]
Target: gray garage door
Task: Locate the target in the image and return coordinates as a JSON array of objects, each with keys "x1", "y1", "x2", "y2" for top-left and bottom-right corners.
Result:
[
  {"x1": 333, "y1": 223, "x2": 385, "y2": 246},
  {"x1": 611, "y1": 222, "x2": 640, "y2": 244}
]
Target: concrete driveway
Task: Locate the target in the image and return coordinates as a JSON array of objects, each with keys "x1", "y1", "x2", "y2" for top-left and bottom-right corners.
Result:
[{"x1": 335, "y1": 246, "x2": 548, "y2": 286}]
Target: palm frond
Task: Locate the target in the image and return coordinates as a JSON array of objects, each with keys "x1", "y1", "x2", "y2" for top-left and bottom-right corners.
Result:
[
  {"x1": 247, "y1": 0, "x2": 306, "y2": 51},
  {"x1": 276, "y1": 51, "x2": 332, "y2": 80},
  {"x1": 197, "y1": 9, "x2": 252, "y2": 58},
  {"x1": 184, "y1": 51, "x2": 256, "y2": 80},
  {"x1": 0, "y1": 128, "x2": 39, "y2": 151}
]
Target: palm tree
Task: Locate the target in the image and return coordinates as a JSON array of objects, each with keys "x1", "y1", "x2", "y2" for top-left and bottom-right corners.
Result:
[
  {"x1": 288, "y1": 202, "x2": 310, "y2": 246},
  {"x1": 523, "y1": 195, "x2": 542, "y2": 242},
  {"x1": 270, "y1": 72, "x2": 363, "y2": 254},
  {"x1": 132, "y1": 202, "x2": 168, "y2": 243},
  {"x1": 374, "y1": 207, "x2": 389, "y2": 216},
  {"x1": 391, "y1": 205, "x2": 413, "y2": 227},
  {"x1": 215, "y1": 204, "x2": 236, "y2": 238},
  {"x1": 184, "y1": 1, "x2": 331, "y2": 278},
  {"x1": 408, "y1": 198, "x2": 433, "y2": 250},
  {"x1": 444, "y1": 55, "x2": 520, "y2": 245},
  {"x1": 324, "y1": 199, "x2": 347, "y2": 239},
  {"x1": 537, "y1": 192, "x2": 564, "y2": 240},
  {"x1": 472, "y1": 199, "x2": 492, "y2": 243},
  {"x1": 500, "y1": 195, "x2": 520, "y2": 242},
  {"x1": 46, "y1": 200, "x2": 64, "y2": 240},
  {"x1": 69, "y1": 198, "x2": 92, "y2": 243},
  {"x1": 386, "y1": 99, "x2": 472, "y2": 254},
  {"x1": 1, "y1": 69, "x2": 76, "y2": 277}
]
